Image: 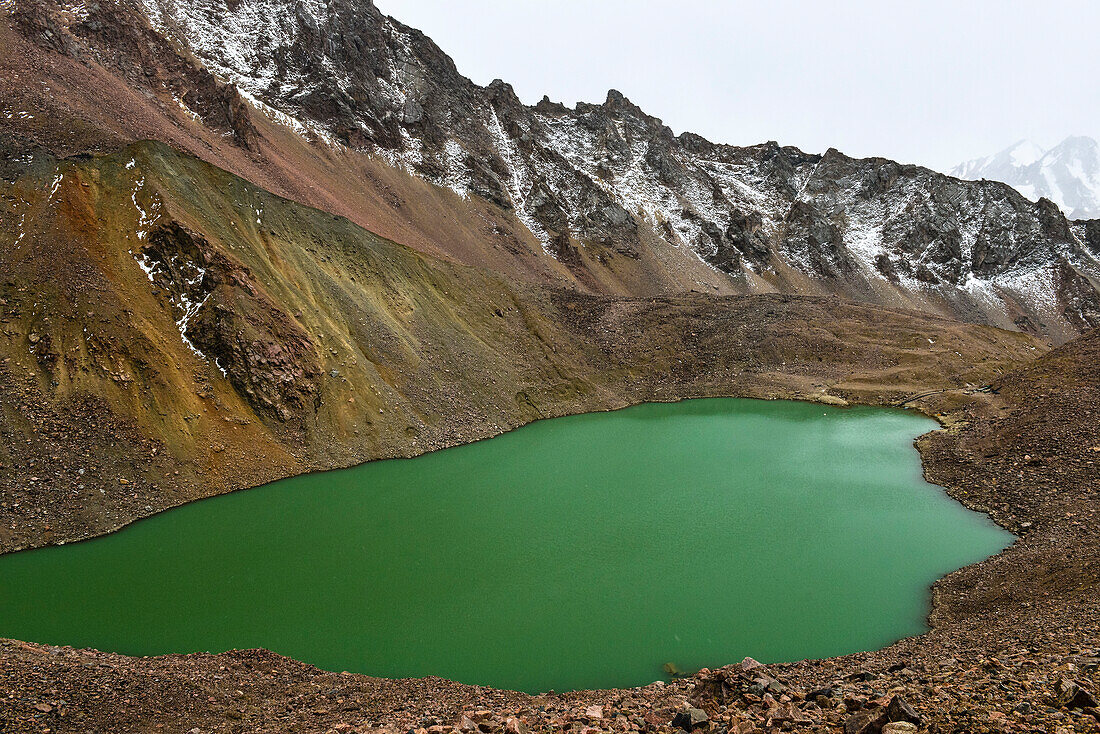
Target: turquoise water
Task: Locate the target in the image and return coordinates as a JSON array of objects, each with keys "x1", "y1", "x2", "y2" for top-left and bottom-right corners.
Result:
[{"x1": 0, "y1": 398, "x2": 1012, "y2": 692}]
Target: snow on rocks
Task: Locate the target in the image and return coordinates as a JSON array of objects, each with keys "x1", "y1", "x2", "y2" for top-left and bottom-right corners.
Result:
[
  {"x1": 130, "y1": 0, "x2": 1100, "y2": 333},
  {"x1": 487, "y1": 108, "x2": 552, "y2": 252}
]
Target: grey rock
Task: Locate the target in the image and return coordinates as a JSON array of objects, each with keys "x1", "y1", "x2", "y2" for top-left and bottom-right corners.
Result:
[{"x1": 671, "y1": 707, "x2": 709, "y2": 731}]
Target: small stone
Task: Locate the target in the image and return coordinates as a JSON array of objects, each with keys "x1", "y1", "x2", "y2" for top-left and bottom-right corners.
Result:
[
  {"x1": 881, "y1": 724, "x2": 918, "y2": 734},
  {"x1": 739, "y1": 657, "x2": 763, "y2": 672},
  {"x1": 585, "y1": 705, "x2": 604, "y2": 720}
]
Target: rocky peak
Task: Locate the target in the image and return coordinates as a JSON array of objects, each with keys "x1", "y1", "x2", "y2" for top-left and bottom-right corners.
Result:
[{"x1": 600, "y1": 89, "x2": 648, "y2": 119}]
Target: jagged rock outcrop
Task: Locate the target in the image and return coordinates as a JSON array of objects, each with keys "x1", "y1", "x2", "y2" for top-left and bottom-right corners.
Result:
[
  {"x1": 138, "y1": 222, "x2": 322, "y2": 424},
  {"x1": 120, "y1": 0, "x2": 1100, "y2": 339},
  {"x1": 7, "y1": 0, "x2": 260, "y2": 148}
]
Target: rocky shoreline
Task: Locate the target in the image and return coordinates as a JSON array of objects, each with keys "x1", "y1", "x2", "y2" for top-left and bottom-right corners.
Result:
[{"x1": 2, "y1": 329, "x2": 1098, "y2": 733}]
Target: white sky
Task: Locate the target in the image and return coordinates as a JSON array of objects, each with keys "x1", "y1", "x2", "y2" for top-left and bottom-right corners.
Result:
[{"x1": 373, "y1": 0, "x2": 1099, "y2": 172}]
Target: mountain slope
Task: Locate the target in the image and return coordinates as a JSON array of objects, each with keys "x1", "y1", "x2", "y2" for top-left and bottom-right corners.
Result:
[
  {"x1": 3, "y1": 0, "x2": 1100, "y2": 342},
  {"x1": 0, "y1": 141, "x2": 1045, "y2": 552},
  {"x1": 953, "y1": 136, "x2": 1100, "y2": 220},
  {"x1": 129, "y1": 0, "x2": 1100, "y2": 341}
]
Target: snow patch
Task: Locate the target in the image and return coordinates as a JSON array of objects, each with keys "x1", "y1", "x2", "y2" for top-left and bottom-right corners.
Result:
[
  {"x1": 171, "y1": 95, "x2": 203, "y2": 123},
  {"x1": 47, "y1": 172, "x2": 63, "y2": 200},
  {"x1": 130, "y1": 249, "x2": 160, "y2": 283},
  {"x1": 131, "y1": 248, "x2": 215, "y2": 361},
  {"x1": 440, "y1": 138, "x2": 470, "y2": 199},
  {"x1": 175, "y1": 290, "x2": 212, "y2": 358},
  {"x1": 487, "y1": 108, "x2": 552, "y2": 253},
  {"x1": 13, "y1": 212, "x2": 26, "y2": 247},
  {"x1": 59, "y1": 0, "x2": 90, "y2": 21}
]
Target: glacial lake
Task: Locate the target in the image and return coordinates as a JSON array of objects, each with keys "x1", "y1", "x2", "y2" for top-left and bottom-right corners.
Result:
[{"x1": 0, "y1": 398, "x2": 1012, "y2": 693}]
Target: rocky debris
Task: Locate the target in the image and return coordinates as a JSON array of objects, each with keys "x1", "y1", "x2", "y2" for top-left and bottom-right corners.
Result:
[{"x1": 6, "y1": 634, "x2": 1100, "y2": 733}]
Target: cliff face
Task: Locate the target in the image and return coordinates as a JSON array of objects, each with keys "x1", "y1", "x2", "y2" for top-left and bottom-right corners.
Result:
[{"x1": 4, "y1": 0, "x2": 1100, "y2": 341}]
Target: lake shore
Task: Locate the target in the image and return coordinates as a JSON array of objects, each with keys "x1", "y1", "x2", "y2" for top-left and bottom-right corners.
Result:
[
  {"x1": 0, "y1": 399, "x2": 1011, "y2": 694},
  {"x1": 2, "y1": 330, "x2": 1098, "y2": 732}
]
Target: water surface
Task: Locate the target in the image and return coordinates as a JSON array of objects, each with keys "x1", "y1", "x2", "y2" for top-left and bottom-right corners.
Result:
[{"x1": 0, "y1": 399, "x2": 1011, "y2": 692}]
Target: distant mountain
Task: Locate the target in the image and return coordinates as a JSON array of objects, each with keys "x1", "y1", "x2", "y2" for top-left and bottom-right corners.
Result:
[{"x1": 952, "y1": 137, "x2": 1100, "y2": 220}]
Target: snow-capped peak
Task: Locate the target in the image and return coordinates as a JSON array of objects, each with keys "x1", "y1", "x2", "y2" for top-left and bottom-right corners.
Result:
[
  {"x1": 952, "y1": 136, "x2": 1100, "y2": 220},
  {"x1": 951, "y1": 140, "x2": 1044, "y2": 181},
  {"x1": 1008, "y1": 139, "x2": 1045, "y2": 167}
]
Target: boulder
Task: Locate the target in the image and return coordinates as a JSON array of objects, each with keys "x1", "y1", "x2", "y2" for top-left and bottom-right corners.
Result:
[
  {"x1": 844, "y1": 696, "x2": 922, "y2": 734},
  {"x1": 806, "y1": 686, "x2": 837, "y2": 702},
  {"x1": 1056, "y1": 678, "x2": 1098, "y2": 709},
  {"x1": 671, "y1": 707, "x2": 709, "y2": 731},
  {"x1": 881, "y1": 724, "x2": 918, "y2": 734},
  {"x1": 886, "y1": 695, "x2": 924, "y2": 726}
]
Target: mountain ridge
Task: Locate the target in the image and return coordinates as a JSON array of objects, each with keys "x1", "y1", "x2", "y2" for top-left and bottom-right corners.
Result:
[{"x1": 4, "y1": 0, "x2": 1100, "y2": 342}]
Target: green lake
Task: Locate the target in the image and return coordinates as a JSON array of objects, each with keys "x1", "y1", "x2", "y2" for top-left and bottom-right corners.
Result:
[{"x1": 0, "y1": 398, "x2": 1012, "y2": 693}]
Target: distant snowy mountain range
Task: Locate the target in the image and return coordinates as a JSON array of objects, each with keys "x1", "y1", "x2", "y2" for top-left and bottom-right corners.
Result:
[{"x1": 952, "y1": 137, "x2": 1100, "y2": 220}]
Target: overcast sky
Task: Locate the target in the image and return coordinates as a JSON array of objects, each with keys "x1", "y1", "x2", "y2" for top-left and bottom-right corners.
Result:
[{"x1": 373, "y1": 0, "x2": 1098, "y2": 172}]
